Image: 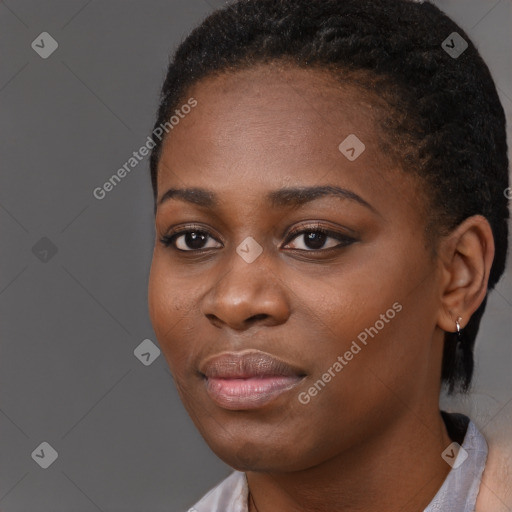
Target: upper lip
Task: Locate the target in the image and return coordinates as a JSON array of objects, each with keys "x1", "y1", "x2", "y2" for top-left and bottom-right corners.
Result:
[{"x1": 199, "y1": 350, "x2": 306, "y2": 379}]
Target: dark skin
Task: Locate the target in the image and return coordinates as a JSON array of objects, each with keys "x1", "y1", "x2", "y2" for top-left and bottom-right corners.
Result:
[{"x1": 148, "y1": 64, "x2": 494, "y2": 512}]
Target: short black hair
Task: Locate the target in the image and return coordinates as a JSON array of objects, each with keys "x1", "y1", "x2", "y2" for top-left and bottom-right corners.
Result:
[{"x1": 149, "y1": 0, "x2": 509, "y2": 394}]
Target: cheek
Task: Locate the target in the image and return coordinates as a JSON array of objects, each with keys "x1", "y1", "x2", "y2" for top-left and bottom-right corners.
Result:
[
  {"x1": 293, "y1": 267, "x2": 396, "y2": 350},
  {"x1": 148, "y1": 255, "x2": 190, "y2": 365},
  {"x1": 295, "y1": 244, "x2": 432, "y2": 390},
  {"x1": 148, "y1": 256, "x2": 171, "y2": 335}
]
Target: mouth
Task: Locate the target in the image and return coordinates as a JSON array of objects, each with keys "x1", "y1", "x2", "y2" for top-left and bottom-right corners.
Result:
[{"x1": 199, "y1": 350, "x2": 306, "y2": 410}]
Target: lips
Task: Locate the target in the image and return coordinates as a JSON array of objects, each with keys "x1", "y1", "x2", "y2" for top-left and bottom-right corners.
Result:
[{"x1": 200, "y1": 350, "x2": 306, "y2": 410}]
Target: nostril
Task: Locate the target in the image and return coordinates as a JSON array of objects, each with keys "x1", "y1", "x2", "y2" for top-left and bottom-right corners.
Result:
[
  {"x1": 246, "y1": 313, "x2": 269, "y2": 323},
  {"x1": 205, "y1": 313, "x2": 223, "y2": 328}
]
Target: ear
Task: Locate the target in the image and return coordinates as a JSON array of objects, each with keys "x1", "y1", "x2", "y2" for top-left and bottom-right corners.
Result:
[{"x1": 436, "y1": 215, "x2": 495, "y2": 333}]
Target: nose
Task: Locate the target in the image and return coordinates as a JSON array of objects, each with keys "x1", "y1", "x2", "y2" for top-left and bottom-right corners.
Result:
[{"x1": 201, "y1": 249, "x2": 291, "y2": 331}]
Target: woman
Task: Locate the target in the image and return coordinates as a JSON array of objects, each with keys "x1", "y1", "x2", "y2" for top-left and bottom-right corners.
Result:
[{"x1": 147, "y1": 0, "x2": 509, "y2": 510}]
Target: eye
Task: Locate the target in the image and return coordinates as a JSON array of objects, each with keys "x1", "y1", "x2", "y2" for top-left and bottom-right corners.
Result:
[
  {"x1": 159, "y1": 223, "x2": 356, "y2": 253},
  {"x1": 160, "y1": 226, "x2": 222, "y2": 252},
  {"x1": 283, "y1": 224, "x2": 356, "y2": 251}
]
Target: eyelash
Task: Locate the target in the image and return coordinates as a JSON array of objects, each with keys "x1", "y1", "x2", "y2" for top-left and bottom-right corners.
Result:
[{"x1": 159, "y1": 223, "x2": 356, "y2": 253}]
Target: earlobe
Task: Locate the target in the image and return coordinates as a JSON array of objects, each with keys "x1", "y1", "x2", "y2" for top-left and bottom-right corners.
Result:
[{"x1": 436, "y1": 215, "x2": 495, "y2": 333}]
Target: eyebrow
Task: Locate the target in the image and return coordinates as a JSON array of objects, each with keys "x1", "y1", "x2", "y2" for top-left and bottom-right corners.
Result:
[{"x1": 157, "y1": 185, "x2": 378, "y2": 214}]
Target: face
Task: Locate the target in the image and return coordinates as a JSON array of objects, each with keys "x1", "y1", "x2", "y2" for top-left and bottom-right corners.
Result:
[{"x1": 148, "y1": 64, "x2": 446, "y2": 472}]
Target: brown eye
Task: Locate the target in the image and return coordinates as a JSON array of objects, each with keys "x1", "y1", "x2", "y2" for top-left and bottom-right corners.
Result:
[
  {"x1": 160, "y1": 228, "x2": 222, "y2": 251},
  {"x1": 284, "y1": 226, "x2": 356, "y2": 251}
]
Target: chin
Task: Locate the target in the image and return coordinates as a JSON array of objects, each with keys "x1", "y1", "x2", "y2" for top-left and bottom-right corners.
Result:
[{"x1": 200, "y1": 428, "x2": 314, "y2": 473}]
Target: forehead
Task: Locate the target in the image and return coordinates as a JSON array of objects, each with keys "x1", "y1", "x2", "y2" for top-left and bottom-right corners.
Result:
[
  {"x1": 188, "y1": 65, "x2": 385, "y2": 144},
  {"x1": 156, "y1": 64, "x2": 425, "y2": 223},
  {"x1": 159, "y1": 65, "x2": 391, "y2": 173}
]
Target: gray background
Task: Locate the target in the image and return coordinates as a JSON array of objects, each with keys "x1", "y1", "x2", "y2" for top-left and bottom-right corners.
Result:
[{"x1": 1, "y1": 1, "x2": 511, "y2": 511}]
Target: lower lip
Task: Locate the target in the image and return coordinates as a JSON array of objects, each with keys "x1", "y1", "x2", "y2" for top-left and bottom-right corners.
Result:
[{"x1": 205, "y1": 376, "x2": 302, "y2": 410}]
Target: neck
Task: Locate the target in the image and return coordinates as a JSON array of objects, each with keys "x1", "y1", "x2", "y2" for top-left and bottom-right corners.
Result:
[{"x1": 247, "y1": 407, "x2": 453, "y2": 512}]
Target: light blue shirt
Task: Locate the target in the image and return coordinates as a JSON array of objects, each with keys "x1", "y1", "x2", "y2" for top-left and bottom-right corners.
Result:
[{"x1": 188, "y1": 417, "x2": 487, "y2": 512}]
